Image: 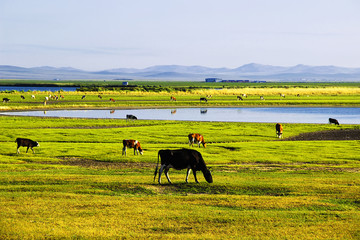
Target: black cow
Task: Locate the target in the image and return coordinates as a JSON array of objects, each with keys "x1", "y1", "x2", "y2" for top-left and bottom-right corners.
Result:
[
  {"x1": 15, "y1": 138, "x2": 39, "y2": 154},
  {"x1": 329, "y1": 118, "x2": 340, "y2": 125},
  {"x1": 126, "y1": 114, "x2": 137, "y2": 121},
  {"x1": 81, "y1": 95, "x2": 86, "y2": 100},
  {"x1": 154, "y1": 149, "x2": 213, "y2": 184},
  {"x1": 2, "y1": 98, "x2": 10, "y2": 103},
  {"x1": 20, "y1": 95, "x2": 25, "y2": 99},
  {"x1": 200, "y1": 97, "x2": 208, "y2": 103}
]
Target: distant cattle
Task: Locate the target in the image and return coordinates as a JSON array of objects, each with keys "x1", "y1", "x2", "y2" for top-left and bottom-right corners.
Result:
[
  {"x1": 122, "y1": 139, "x2": 143, "y2": 156},
  {"x1": 45, "y1": 97, "x2": 49, "y2": 101},
  {"x1": 276, "y1": 123, "x2": 283, "y2": 138},
  {"x1": 20, "y1": 95, "x2": 25, "y2": 99},
  {"x1": 188, "y1": 133, "x2": 206, "y2": 148},
  {"x1": 237, "y1": 96, "x2": 243, "y2": 101},
  {"x1": 2, "y1": 98, "x2": 10, "y2": 103},
  {"x1": 126, "y1": 114, "x2": 137, "y2": 121},
  {"x1": 154, "y1": 149, "x2": 213, "y2": 184},
  {"x1": 15, "y1": 138, "x2": 39, "y2": 154},
  {"x1": 200, "y1": 97, "x2": 207, "y2": 103},
  {"x1": 98, "y1": 95, "x2": 102, "y2": 99},
  {"x1": 81, "y1": 95, "x2": 86, "y2": 100},
  {"x1": 329, "y1": 118, "x2": 340, "y2": 125},
  {"x1": 280, "y1": 94, "x2": 285, "y2": 98},
  {"x1": 170, "y1": 96, "x2": 176, "y2": 101},
  {"x1": 109, "y1": 98, "x2": 115, "y2": 102},
  {"x1": 31, "y1": 95, "x2": 36, "y2": 99},
  {"x1": 260, "y1": 96, "x2": 265, "y2": 100}
]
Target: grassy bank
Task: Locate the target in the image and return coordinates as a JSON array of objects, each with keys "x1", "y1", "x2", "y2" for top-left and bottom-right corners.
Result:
[
  {"x1": 1, "y1": 88, "x2": 360, "y2": 111},
  {"x1": 0, "y1": 116, "x2": 359, "y2": 239}
]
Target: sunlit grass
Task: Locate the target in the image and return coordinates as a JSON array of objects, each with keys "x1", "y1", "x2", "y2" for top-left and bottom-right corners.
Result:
[{"x1": 0, "y1": 103, "x2": 359, "y2": 238}]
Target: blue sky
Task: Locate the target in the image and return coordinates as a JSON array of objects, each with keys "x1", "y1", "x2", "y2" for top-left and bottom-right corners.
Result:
[{"x1": 1, "y1": 0, "x2": 360, "y2": 70}]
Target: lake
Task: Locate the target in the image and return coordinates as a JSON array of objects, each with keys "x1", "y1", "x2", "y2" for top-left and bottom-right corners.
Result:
[
  {"x1": 0, "y1": 86, "x2": 78, "y2": 92},
  {"x1": 2, "y1": 107, "x2": 359, "y2": 124}
]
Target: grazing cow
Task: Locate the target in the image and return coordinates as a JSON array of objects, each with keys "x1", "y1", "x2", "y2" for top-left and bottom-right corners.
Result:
[
  {"x1": 126, "y1": 114, "x2": 137, "y2": 121},
  {"x1": 122, "y1": 139, "x2": 143, "y2": 156},
  {"x1": 200, "y1": 97, "x2": 207, "y2": 103},
  {"x1": 98, "y1": 95, "x2": 102, "y2": 99},
  {"x1": 276, "y1": 123, "x2": 283, "y2": 138},
  {"x1": 2, "y1": 98, "x2": 10, "y2": 103},
  {"x1": 20, "y1": 95, "x2": 25, "y2": 99},
  {"x1": 31, "y1": 95, "x2": 36, "y2": 99},
  {"x1": 109, "y1": 98, "x2": 115, "y2": 102},
  {"x1": 81, "y1": 95, "x2": 86, "y2": 99},
  {"x1": 154, "y1": 149, "x2": 213, "y2": 184},
  {"x1": 329, "y1": 118, "x2": 340, "y2": 125},
  {"x1": 260, "y1": 96, "x2": 265, "y2": 100},
  {"x1": 45, "y1": 97, "x2": 49, "y2": 101},
  {"x1": 237, "y1": 96, "x2": 243, "y2": 101},
  {"x1": 15, "y1": 138, "x2": 39, "y2": 154},
  {"x1": 188, "y1": 133, "x2": 206, "y2": 148},
  {"x1": 170, "y1": 96, "x2": 176, "y2": 101},
  {"x1": 280, "y1": 94, "x2": 285, "y2": 98}
]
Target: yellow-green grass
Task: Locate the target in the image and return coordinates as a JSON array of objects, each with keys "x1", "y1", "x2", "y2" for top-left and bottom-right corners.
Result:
[
  {"x1": 0, "y1": 115, "x2": 359, "y2": 239},
  {"x1": 1, "y1": 86, "x2": 360, "y2": 111}
]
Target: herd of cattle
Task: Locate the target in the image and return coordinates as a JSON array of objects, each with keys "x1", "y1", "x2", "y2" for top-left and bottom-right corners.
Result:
[{"x1": 13, "y1": 112, "x2": 340, "y2": 184}]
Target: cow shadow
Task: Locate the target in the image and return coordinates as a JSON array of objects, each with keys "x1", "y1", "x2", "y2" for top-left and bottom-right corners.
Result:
[{"x1": 219, "y1": 146, "x2": 240, "y2": 151}]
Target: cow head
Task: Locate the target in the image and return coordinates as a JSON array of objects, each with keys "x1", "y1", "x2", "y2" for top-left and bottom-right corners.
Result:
[
  {"x1": 203, "y1": 168, "x2": 213, "y2": 183},
  {"x1": 35, "y1": 141, "x2": 40, "y2": 147}
]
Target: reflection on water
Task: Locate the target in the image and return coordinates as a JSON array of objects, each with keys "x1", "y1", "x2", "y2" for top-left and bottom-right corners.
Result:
[
  {"x1": 1, "y1": 107, "x2": 359, "y2": 124},
  {"x1": 200, "y1": 109, "x2": 208, "y2": 114}
]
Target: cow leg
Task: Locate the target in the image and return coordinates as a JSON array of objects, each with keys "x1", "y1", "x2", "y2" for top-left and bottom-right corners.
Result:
[
  {"x1": 192, "y1": 170, "x2": 199, "y2": 183},
  {"x1": 122, "y1": 146, "x2": 126, "y2": 156},
  {"x1": 186, "y1": 168, "x2": 191, "y2": 183},
  {"x1": 31, "y1": 147, "x2": 35, "y2": 153},
  {"x1": 16, "y1": 147, "x2": 20, "y2": 154},
  {"x1": 158, "y1": 165, "x2": 166, "y2": 184},
  {"x1": 26, "y1": 146, "x2": 30, "y2": 153},
  {"x1": 164, "y1": 168, "x2": 172, "y2": 184}
]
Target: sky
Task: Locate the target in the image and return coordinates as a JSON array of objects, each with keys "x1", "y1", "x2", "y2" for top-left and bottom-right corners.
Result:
[{"x1": 1, "y1": 0, "x2": 360, "y2": 71}]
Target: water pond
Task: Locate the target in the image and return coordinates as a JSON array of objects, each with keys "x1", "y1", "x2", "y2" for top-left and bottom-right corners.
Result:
[
  {"x1": 2, "y1": 107, "x2": 359, "y2": 124},
  {"x1": 0, "y1": 86, "x2": 78, "y2": 92}
]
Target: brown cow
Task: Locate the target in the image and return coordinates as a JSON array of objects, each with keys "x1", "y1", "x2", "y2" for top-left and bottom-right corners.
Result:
[
  {"x1": 276, "y1": 123, "x2": 283, "y2": 138},
  {"x1": 188, "y1": 133, "x2": 206, "y2": 148},
  {"x1": 122, "y1": 139, "x2": 143, "y2": 156}
]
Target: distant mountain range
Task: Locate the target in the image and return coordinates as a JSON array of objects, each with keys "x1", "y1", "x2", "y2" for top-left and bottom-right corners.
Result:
[{"x1": 1, "y1": 63, "x2": 360, "y2": 81}]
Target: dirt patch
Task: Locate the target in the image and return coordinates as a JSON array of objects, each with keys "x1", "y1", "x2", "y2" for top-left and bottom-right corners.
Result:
[
  {"x1": 285, "y1": 129, "x2": 360, "y2": 141},
  {"x1": 55, "y1": 157, "x2": 155, "y2": 169}
]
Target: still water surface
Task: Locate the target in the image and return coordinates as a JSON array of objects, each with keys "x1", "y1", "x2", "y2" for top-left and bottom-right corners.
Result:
[
  {"x1": 2, "y1": 107, "x2": 359, "y2": 124},
  {"x1": 0, "y1": 86, "x2": 77, "y2": 92}
]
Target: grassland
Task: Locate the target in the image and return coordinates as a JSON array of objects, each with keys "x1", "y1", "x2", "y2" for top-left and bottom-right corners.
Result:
[
  {"x1": 0, "y1": 115, "x2": 359, "y2": 239},
  {"x1": 0, "y1": 82, "x2": 359, "y2": 239}
]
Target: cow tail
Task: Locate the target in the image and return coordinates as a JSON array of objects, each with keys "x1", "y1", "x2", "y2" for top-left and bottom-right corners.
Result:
[{"x1": 154, "y1": 151, "x2": 160, "y2": 182}]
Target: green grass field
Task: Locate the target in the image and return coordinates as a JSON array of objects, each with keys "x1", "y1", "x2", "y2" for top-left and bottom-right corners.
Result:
[
  {"x1": 0, "y1": 115, "x2": 359, "y2": 239},
  {"x1": 0, "y1": 83, "x2": 359, "y2": 239}
]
